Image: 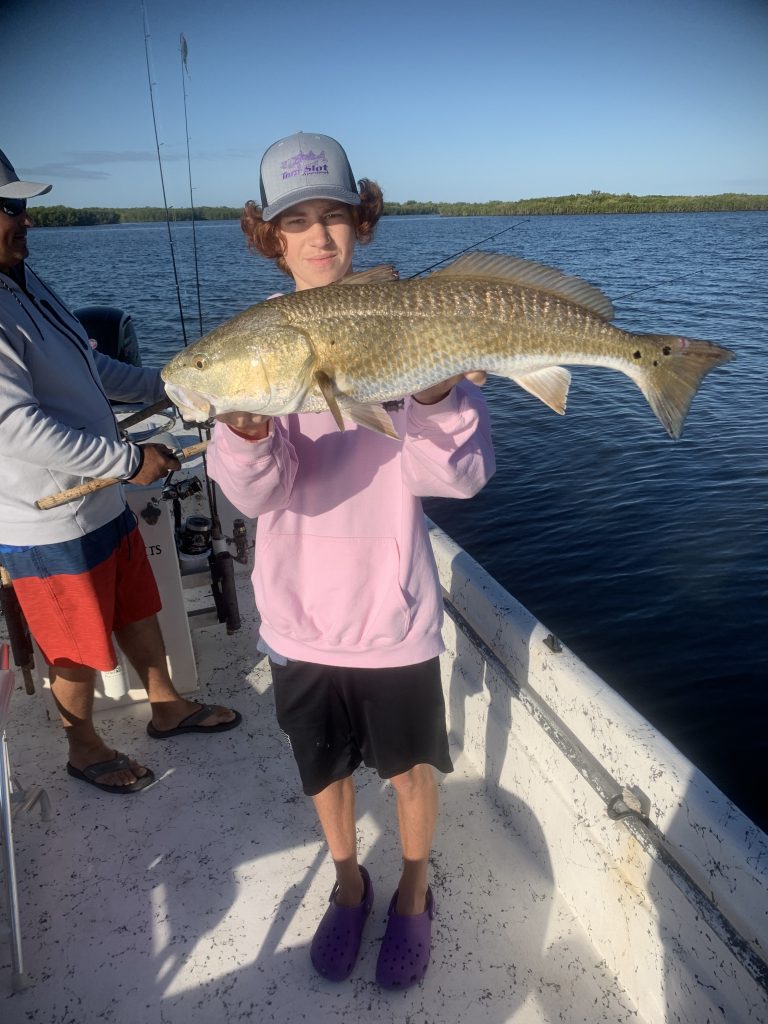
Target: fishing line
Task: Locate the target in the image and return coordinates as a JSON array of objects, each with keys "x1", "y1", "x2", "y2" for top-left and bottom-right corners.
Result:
[
  {"x1": 612, "y1": 267, "x2": 708, "y2": 305},
  {"x1": 408, "y1": 218, "x2": 530, "y2": 278},
  {"x1": 410, "y1": 218, "x2": 705, "y2": 315},
  {"x1": 141, "y1": 0, "x2": 188, "y2": 346}
]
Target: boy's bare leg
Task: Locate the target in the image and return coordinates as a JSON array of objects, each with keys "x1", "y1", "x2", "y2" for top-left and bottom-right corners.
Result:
[
  {"x1": 389, "y1": 763, "x2": 438, "y2": 914},
  {"x1": 312, "y1": 776, "x2": 365, "y2": 906},
  {"x1": 312, "y1": 765, "x2": 437, "y2": 913}
]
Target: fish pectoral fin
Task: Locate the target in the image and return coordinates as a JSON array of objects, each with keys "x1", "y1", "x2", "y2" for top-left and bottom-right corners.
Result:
[
  {"x1": 511, "y1": 367, "x2": 572, "y2": 414},
  {"x1": 338, "y1": 400, "x2": 400, "y2": 439},
  {"x1": 314, "y1": 370, "x2": 346, "y2": 432},
  {"x1": 335, "y1": 265, "x2": 400, "y2": 286}
]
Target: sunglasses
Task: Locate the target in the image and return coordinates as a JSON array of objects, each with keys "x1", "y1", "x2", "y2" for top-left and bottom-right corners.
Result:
[{"x1": 0, "y1": 197, "x2": 27, "y2": 218}]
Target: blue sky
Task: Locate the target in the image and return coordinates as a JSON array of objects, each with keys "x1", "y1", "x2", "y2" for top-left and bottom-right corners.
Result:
[{"x1": 4, "y1": 0, "x2": 767, "y2": 209}]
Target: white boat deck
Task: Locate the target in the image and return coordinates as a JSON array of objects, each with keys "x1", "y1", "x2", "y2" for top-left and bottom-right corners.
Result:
[
  {"x1": 2, "y1": 515, "x2": 767, "y2": 1023},
  {"x1": 0, "y1": 573, "x2": 647, "y2": 1024}
]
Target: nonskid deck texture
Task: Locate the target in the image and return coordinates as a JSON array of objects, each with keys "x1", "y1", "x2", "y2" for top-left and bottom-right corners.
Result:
[{"x1": 1, "y1": 575, "x2": 648, "y2": 1024}]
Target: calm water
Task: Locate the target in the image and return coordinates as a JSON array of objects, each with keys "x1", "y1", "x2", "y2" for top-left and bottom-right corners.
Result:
[{"x1": 28, "y1": 213, "x2": 768, "y2": 830}]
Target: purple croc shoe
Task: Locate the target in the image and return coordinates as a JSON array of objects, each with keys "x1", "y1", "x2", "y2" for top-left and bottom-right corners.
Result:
[
  {"x1": 310, "y1": 866, "x2": 374, "y2": 982},
  {"x1": 375, "y1": 886, "x2": 435, "y2": 989}
]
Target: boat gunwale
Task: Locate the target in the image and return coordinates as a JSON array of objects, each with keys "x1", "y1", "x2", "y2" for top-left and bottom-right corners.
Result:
[
  {"x1": 442, "y1": 590, "x2": 768, "y2": 996},
  {"x1": 428, "y1": 520, "x2": 768, "y2": 980}
]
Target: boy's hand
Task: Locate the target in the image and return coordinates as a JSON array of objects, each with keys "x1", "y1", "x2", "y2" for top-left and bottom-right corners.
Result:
[
  {"x1": 413, "y1": 371, "x2": 487, "y2": 405},
  {"x1": 215, "y1": 412, "x2": 272, "y2": 440}
]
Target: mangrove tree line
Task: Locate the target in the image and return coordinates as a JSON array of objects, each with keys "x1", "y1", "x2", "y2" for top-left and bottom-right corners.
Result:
[{"x1": 28, "y1": 192, "x2": 768, "y2": 227}]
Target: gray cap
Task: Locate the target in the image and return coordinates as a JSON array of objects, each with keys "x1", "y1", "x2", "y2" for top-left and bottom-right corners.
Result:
[
  {"x1": 0, "y1": 148, "x2": 52, "y2": 199},
  {"x1": 259, "y1": 132, "x2": 360, "y2": 221}
]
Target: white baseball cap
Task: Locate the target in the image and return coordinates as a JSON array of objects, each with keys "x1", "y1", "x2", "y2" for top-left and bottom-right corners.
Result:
[
  {"x1": 259, "y1": 132, "x2": 360, "y2": 221},
  {"x1": 0, "y1": 148, "x2": 52, "y2": 199}
]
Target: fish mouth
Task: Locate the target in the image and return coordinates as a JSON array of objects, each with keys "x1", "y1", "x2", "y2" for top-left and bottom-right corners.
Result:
[{"x1": 163, "y1": 382, "x2": 215, "y2": 422}]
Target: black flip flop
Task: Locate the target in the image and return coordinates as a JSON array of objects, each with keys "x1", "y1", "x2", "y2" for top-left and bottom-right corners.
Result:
[
  {"x1": 66, "y1": 752, "x2": 155, "y2": 794},
  {"x1": 146, "y1": 704, "x2": 243, "y2": 739}
]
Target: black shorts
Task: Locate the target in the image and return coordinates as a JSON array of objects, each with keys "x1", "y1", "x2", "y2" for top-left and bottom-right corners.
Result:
[{"x1": 270, "y1": 656, "x2": 453, "y2": 796}]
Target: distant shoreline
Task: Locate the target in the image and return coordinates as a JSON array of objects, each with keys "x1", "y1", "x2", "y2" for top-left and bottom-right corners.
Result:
[{"x1": 29, "y1": 192, "x2": 768, "y2": 227}]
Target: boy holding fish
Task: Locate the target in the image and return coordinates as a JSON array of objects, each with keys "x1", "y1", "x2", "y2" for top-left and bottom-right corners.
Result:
[{"x1": 206, "y1": 132, "x2": 496, "y2": 989}]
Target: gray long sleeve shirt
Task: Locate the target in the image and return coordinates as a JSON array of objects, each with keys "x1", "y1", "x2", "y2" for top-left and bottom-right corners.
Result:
[{"x1": 0, "y1": 264, "x2": 166, "y2": 545}]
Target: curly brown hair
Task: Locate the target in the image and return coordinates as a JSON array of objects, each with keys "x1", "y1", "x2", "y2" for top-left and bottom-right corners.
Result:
[{"x1": 240, "y1": 178, "x2": 384, "y2": 277}]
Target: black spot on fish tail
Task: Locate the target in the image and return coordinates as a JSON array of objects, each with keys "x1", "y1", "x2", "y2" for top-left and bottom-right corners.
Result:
[{"x1": 633, "y1": 333, "x2": 733, "y2": 439}]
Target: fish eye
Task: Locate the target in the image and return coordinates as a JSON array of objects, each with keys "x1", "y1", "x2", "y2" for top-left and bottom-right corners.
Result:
[{"x1": 194, "y1": 356, "x2": 207, "y2": 370}]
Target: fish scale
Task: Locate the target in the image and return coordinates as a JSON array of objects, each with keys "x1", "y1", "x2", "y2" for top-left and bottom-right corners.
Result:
[
  {"x1": 161, "y1": 252, "x2": 734, "y2": 439},
  {"x1": 280, "y1": 280, "x2": 637, "y2": 402}
]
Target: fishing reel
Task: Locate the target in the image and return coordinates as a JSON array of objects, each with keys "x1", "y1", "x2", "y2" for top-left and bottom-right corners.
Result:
[
  {"x1": 156, "y1": 472, "x2": 205, "y2": 542},
  {"x1": 179, "y1": 514, "x2": 212, "y2": 557},
  {"x1": 162, "y1": 475, "x2": 203, "y2": 503},
  {"x1": 179, "y1": 414, "x2": 216, "y2": 432},
  {"x1": 176, "y1": 513, "x2": 252, "y2": 567},
  {"x1": 230, "y1": 518, "x2": 254, "y2": 565}
]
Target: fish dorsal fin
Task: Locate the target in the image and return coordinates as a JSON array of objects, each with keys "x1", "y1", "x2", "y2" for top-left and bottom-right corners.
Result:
[
  {"x1": 429, "y1": 252, "x2": 614, "y2": 320},
  {"x1": 314, "y1": 370, "x2": 346, "y2": 431},
  {"x1": 336, "y1": 265, "x2": 400, "y2": 286},
  {"x1": 511, "y1": 367, "x2": 571, "y2": 414},
  {"x1": 338, "y1": 400, "x2": 400, "y2": 439}
]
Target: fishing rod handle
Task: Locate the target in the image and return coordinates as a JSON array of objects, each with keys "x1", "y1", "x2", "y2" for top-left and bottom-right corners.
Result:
[
  {"x1": 117, "y1": 398, "x2": 174, "y2": 432},
  {"x1": 35, "y1": 440, "x2": 209, "y2": 510}
]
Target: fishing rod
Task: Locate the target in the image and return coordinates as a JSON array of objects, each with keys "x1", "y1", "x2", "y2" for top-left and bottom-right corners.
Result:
[
  {"x1": 176, "y1": 32, "x2": 220, "y2": 526},
  {"x1": 137, "y1": 10, "x2": 239, "y2": 631},
  {"x1": 140, "y1": 0, "x2": 188, "y2": 346},
  {"x1": 408, "y1": 218, "x2": 530, "y2": 278},
  {"x1": 34, "y1": 441, "x2": 210, "y2": 510},
  {"x1": 180, "y1": 33, "x2": 204, "y2": 339},
  {"x1": 175, "y1": 31, "x2": 237, "y2": 625}
]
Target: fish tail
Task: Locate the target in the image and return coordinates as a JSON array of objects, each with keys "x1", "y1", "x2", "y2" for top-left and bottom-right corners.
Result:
[{"x1": 632, "y1": 335, "x2": 734, "y2": 439}]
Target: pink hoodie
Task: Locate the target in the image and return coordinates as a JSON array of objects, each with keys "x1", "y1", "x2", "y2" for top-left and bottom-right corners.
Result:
[{"x1": 207, "y1": 381, "x2": 495, "y2": 668}]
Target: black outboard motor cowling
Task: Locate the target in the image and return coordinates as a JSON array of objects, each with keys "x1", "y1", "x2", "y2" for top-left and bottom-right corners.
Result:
[{"x1": 74, "y1": 305, "x2": 142, "y2": 366}]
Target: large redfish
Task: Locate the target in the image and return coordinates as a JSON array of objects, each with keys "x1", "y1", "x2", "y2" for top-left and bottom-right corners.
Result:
[{"x1": 161, "y1": 253, "x2": 733, "y2": 438}]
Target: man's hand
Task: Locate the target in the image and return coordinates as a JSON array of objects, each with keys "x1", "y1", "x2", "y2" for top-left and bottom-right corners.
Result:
[
  {"x1": 128, "y1": 443, "x2": 181, "y2": 485},
  {"x1": 413, "y1": 371, "x2": 487, "y2": 405},
  {"x1": 215, "y1": 411, "x2": 272, "y2": 440}
]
